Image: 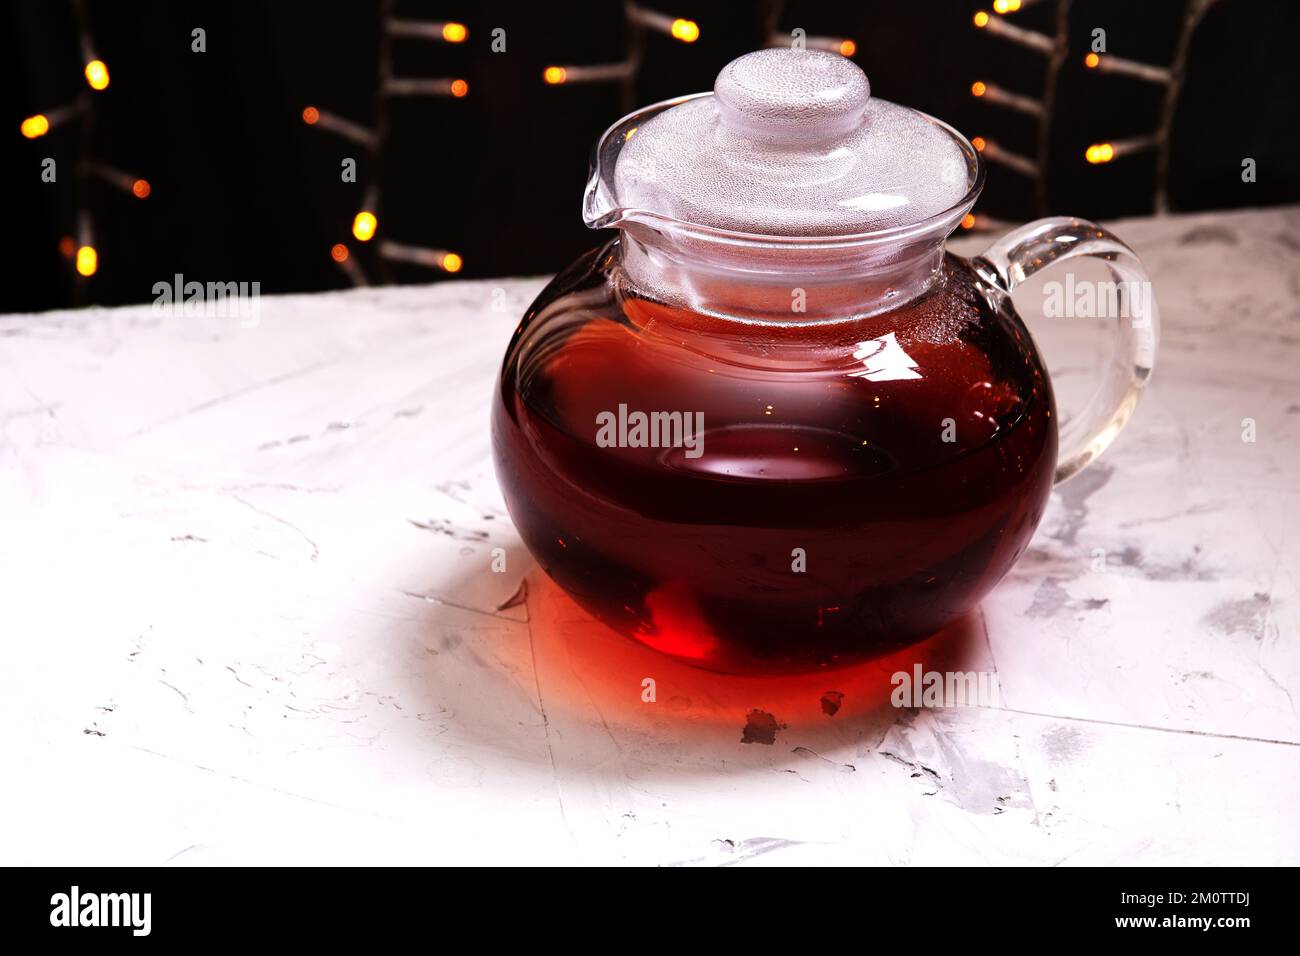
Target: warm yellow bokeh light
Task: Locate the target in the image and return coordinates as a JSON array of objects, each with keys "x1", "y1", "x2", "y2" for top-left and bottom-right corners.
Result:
[
  {"x1": 441, "y1": 253, "x2": 463, "y2": 273},
  {"x1": 331, "y1": 243, "x2": 349, "y2": 263},
  {"x1": 971, "y1": 136, "x2": 987, "y2": 152},
  {"x1": 994, "y1": 0, "x2": 1021, "y2": 13},
  {"x1": 76, "y1": 246, "x2": 98, "y2": 276},
  {"x1": 450, "y1": 79, "x2": 469, "y2": 98},
  {"x1": 21, "y1": 114, "x2": 50, "y2": 138},
  {"x1": 352, "y1": 211, "x2": 378, "y2": 242},
  {"x1": 132, "y1": 178, "x2": 151, "y2": 199},
  {"x1": 543, "y1": 66, "x2": 568, "y2": 85},
  {"x1": 1085, "y1": 143, "x2": 1116, "y2": 164},
  {"x1": 442, "y1": 22, "x2": 468, "y2": 43},
  {"x1": 85, "y1": 60, "x2": 110, "y2": 90},
  {"x1": 973, "y1": 11, "x2": 990, "y2": 28},
  {"x1": 971, "y1": 81, "x2": 987, "y2": 97},
  {"x1": 961, "y1": 213, "x2": 977, "y2": 230},
  {"x1": 1084, "y1": 53, "x2": 1101, "y2": 68},
  {"x1": 838, "y1": 39, "x2": 857, "y2": 57},
  {"x1": 670, "y1": 19, "x2": 700, "y2": 43},
  {"x1": 302, "y1": 105, "x2": 320, "y2": 125}
]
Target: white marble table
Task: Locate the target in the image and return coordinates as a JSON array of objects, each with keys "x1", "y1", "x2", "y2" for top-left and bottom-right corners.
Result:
[{"x1": 2, "y1": 206, "x2": 1298, "y2": 866}]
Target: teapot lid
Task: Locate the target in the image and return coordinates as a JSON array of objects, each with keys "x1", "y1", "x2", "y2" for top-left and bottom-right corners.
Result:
[{"x1": 607, "y1": 49, "x2": 974, "y2": 238}]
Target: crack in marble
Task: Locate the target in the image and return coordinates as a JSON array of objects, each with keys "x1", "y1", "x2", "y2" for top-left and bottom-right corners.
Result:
[
  {"x1": 231, "y1": 494, "x2": 321, "y2": 562},
  {"x1": 125, "y1": 356, "x2": 344, "y2": 439},
  {"x1": 980, "y1": 704, "x2": 1300, "y2": 748}
]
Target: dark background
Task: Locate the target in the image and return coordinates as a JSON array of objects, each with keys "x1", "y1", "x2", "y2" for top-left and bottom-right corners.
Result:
[{"x1": 4, "y1": 0, "x2": 1298, "y2": 313}]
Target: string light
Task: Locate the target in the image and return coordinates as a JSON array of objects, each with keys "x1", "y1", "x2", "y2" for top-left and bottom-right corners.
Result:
[
  {"x1": 75, "y1": 246, "x2": 98, "y2": 276},
  {"x1": 543, "y1": 4, "x2": 700, "y2": 106},
  {"x1": 970, "y1": 81, "x2": 1043, "y2": 116},
  {"x1": 300, "y1": 106, "x2": 376, "y2": 146},
  {"x1": 967, "y1": 0, "x2": 1068, "y2": 215},
  {"x1": 1083, "y1": 51, "x2": 1173, "y2": 84},
  {"x1": 17, "y1": 7, "x2": 147, "y2": 288},
  {"x1": 352, "y1": 211, "x2": 378, "y2": 242},
  {"x1": 670, "y1": 18, "x2": 700, "y2": 43},
  {"x1": 959, "y1": 212, "x2": 1014, "y2": 233},
  {"x1": 974, "y1": 137, "x2": 1039, "y2": 177},
  {"x1": 1085, "y1": 143, "x2": 1114, "y2": 164},
  {"x1": 84, "y1": 162, "x2": 153, "y2": 200},
  {"x1": 377, "y1": 239, "x2": 463, "y2": 272},
  {"x1": 1084, "y1": 137, "x2": 1156, "y2": 164},
  {"x1": 624, "y1": 6, "x2": 699, "y2": 43},
  {"x1": 838, "y1": 40, "x2": 857, "y2": 57},
  {"x1": 18, "y1": 101, "x2": 84, "y2": 139},
  {"x1": 387, "y1": 19, "x2": 469, "y2": 43},
  {"x1": 330, "y1": 242, "x2": 366, "y2": 286},
  {"x1": 542, "y1": 62, "x2": 636, "y2": 84},
  {"x1": 304, "y1": 8, "x2": 469, "y2": 285},
  {"x1": 969, "y1": 11, "x2": 1053, "y2": 53},
  {"x1": 20, "y1": 114, "x2": 50, "y2": 139},
  {"x1": 84, "y1": 59, "x2": 110, "y2": 90},
  {"x1": 385, "y1": 77, "x2": 472, "y2": 97},
  {"x1": 1082, "y1": 0, "x2": 1220, "y2": 213}
]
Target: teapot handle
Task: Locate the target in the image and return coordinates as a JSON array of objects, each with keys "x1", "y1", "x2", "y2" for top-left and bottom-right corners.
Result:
[{"x1": 972, "y1": 217, "x2": 1159, "y2": 485}]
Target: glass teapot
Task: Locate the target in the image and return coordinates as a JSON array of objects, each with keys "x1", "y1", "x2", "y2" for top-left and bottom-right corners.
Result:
[{"x1": 492, "y1": 50, "x2": 1158, "y2": 675}]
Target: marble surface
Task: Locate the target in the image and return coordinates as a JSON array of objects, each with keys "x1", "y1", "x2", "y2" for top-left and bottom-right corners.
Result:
[{"x1": 2, "y1": 205, "x2": 1298, "y2": 866}]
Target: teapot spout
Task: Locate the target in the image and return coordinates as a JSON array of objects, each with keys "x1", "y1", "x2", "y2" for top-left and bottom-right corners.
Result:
[
  {"x1": 582, "y1": 162, "x2": 623, "y2": 230},
  {"x1": 582, "y1": 93, "x2": 711, "y2": 232}
]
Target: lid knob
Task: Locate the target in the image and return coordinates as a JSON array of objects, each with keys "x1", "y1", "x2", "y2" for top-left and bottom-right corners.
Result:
[{"x1": 714, "y1": 49, "x2": 871, "y2": 147}]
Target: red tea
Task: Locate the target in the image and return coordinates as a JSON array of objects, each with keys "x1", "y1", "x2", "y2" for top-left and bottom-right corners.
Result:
[{"x1": 492, "y1": 242, "x2": 1056, "y2": 675}]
